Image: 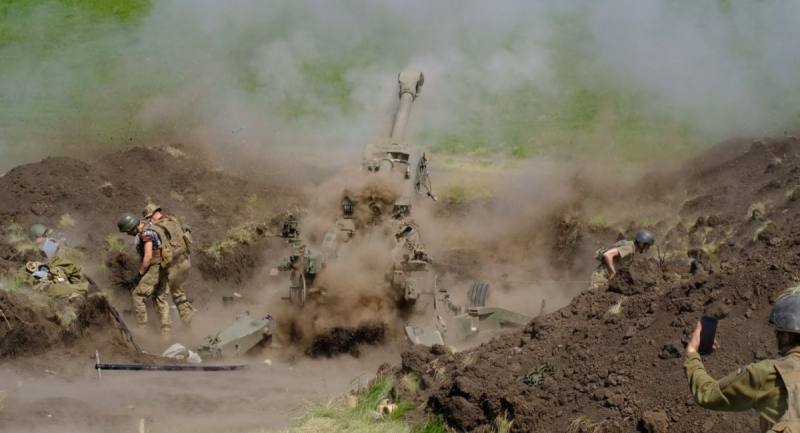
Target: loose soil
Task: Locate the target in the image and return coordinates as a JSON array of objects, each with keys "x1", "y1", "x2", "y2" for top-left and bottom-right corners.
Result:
[
  {"x1": 3, "y1": 137, "x2": 800, "y2": 431},
  {"x1": 382, "y1": 137, "x2": 800, "y2": 432}
]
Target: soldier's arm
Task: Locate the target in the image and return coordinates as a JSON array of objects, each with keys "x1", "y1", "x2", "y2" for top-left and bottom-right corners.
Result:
[
  {"x1": 603, "y1": 248, "x2": 619, "y2": 275},
  {"x1": 684, "y1": 352, "x2": 764, "y2": 411},
  {"x1": 139, "y1": 242, "x2": 153, "y2": 274}
]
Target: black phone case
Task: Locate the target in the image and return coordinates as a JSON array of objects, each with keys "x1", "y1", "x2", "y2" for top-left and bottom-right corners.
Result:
[{"x1": 699, "y1": 316, "x2": 718, "y2": 356}]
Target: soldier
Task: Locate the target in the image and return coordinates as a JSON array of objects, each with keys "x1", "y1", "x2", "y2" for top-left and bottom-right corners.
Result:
[
  {"x1": 142, "y1": 204, "x2": 194, "y2": 326},
  {"x1": 29, "y1": 223, "x2": 64, "y2": 258},
  {"x1": 684, "y1": 294, "x2": 800, "y2": 432},
  {"x1": 588, "y1": 229, "x2": 655, "y2": 290},
  {"x1": 117, "y1": 212, "x2": 172, "y2": 337}
]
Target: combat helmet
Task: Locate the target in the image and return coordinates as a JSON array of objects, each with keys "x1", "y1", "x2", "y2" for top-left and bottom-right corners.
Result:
[
  {"x1": 634, "y1": 229, "x2": 655, "y2": 245},
  {"x1": 769, "y1": 294, "x2": 800, "y2": 334},
  {"x1": 30, "y1": 223, "x2": 48, "y2": 240},
  {"x1": 142, "y1": 203, "x2": 161, "y2": 220},
  {"x1": 117, "y1": 213, "x2": 140, "y2": 233}
]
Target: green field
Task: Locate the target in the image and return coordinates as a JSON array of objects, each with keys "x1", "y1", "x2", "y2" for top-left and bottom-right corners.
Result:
[{"x1": 0, "y1": 0, "x2": 796, "y2": 171}]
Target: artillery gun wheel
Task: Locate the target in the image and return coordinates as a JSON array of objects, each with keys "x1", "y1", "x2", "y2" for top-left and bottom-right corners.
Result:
[
  {"x1": 290, "y1": 271, "x2": 307, "y2": 307},
  {"x1": 467, "y1": 282, "x2": 489, "y2": 308}
]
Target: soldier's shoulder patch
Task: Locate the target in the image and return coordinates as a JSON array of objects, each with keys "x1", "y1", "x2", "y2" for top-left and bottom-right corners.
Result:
[{"x1": 737, "y1": 365, "x2": 747, "y2": 374}]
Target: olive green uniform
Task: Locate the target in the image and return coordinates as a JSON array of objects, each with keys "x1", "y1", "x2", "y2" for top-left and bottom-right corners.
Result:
[
  {"x1": 684, "y1": 348, "x2": 800, "y2": 432},
  {"x1": 132, "y1": 224, "x2": 172, "y2": 335},
  {"x1": 589, "y1": 240, "x2": 634, "y2": 290},
  {"x1": 154, "y1": 215, "x2": 194, "y2": 325},
  {"x1": 16, "y1": 256, "x2": 89, "y2": 299}
]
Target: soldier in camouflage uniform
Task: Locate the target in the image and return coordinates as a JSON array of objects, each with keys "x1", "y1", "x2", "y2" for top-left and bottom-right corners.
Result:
[
  {"x1": 118, "y1": 212, "x2": 172, "y2": 337},
  {"x1": 588, "y1": 229, "x2": 655, "y2": 291},
  {"x1": 142, "y1": 204, "x2": 194, "y2": 326},
  {"x1": 29, "y1": 223, "x2": 67, "y2": 258},
  {"x1": 685, "y1": 294, "x2": 800, "y2": 432}
]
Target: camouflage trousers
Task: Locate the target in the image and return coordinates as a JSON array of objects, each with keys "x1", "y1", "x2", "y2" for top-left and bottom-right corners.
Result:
[
  {"x1": 131, "y1": 264, "x2": 171, "y2": 336},
  {"x1": 166, "y1": 255, "x2": 194, "y2": 326},
  {"x1": 588, "y1": 264, "x2": 611, "y2": 291}
]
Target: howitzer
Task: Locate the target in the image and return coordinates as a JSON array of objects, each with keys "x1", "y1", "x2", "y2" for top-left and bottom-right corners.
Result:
[
  {"x1": 362, "y1": 71, "x2": 436, "y2": 218},
  {"x1": 406, "y1": 282, "x2": 532, "y2": 346},
  {"x1": 86, "y1": 275, "x2": 142, "y2": 355}
]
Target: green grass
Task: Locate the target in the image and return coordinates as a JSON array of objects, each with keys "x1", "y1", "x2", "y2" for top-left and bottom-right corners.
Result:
[
  {"x1": 637, "y1": 216, "x2": 660, "y2": 229},
  {"x1": 443, "y1": 186, "x2": 468, "y2": 202},
  {"x1": 0, "y1": 275, "x2": 24, "y2": 293},
  {"x1": 4, "y1": 223, "x2": 36, "y2": 253},
  {"x1": 264, "y1": 376, "x2": 423, "y2": 433},
  {"x1": 588, "y1": 215, "x2": 608, "y2": 230},
  {"x1": 105, "y1": 233, "x2": 127, "y2": 253}
]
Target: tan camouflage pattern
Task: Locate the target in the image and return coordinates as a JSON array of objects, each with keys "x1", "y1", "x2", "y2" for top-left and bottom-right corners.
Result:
[
  {"x1": 166, "y1": 254, "x2": 194, "y2": 325},
  {"x1": 131, "y1": 263, "x2": 171, "y2": 335},
  {"x1": 588, "y1": 264, "x2": 611, "y2": 291}
]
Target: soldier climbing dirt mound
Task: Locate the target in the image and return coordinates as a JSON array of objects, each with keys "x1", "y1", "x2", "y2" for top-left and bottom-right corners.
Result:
[{"x1": 589, "y1": 229, "x2": 655, "y2": 291}]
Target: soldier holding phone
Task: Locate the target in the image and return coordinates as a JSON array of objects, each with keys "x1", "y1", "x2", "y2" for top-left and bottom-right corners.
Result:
[{"x1": 684, "y1": 294, "x2": 800, "y2": 432}]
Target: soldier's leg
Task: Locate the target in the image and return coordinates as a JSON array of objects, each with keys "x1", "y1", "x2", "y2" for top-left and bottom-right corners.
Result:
[
  {"x1": 131, "y1": 266, "x2": 159, "y2": 327},
  {"x1": 168, "y1": 256, "x2": 194, "y2": 325},
  {"x1": 154, "y1": 270, "x2": 172, "y2": 337},
  {"x1": 588, "y1": 265, "x2": 610, "y2": 291},
  {"x1": 131, "y1": 284, "x2": 152, "y2": 328}
]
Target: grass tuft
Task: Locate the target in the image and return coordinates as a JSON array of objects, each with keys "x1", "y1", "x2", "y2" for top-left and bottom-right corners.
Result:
[
  {"x1": 753, "y1": 220, "x2": 772, "y2": 242},
  {"x1": 272, "y1": 376, "x2": 420, "y2": 433},
  {"x1": 567, "y1": 414, "x2": 593, "y2": 433},
  {"x1": 5, "y1": 223, "x2": 36, "y2": 253},
  {"x1": 588, "y1": 215, "x2": 608, "y2": 230},
  {"x1": 59, "y1": 214, "x2": 76, "y2": 228},
  {"x1": 400, "y1": 373, "x2": 420, "y2": 393},
  {"x1": 105, "y1": 233, "x2": 127, "y2": 253},
  {"x1": 746, "y1": 202, "x2": 766, "y2": 221},
  {"x1": 495, "y1": 412, "x2": 513, "y2": 433},
  {"x1": 606, "y1": 297, "x2": 626, "y2": 316},
  {"x1": 637, "y1": 216, "x2": 660, "y2": 229},
  {"x1": 0, "y1": 275, "x2": 24, "y2": 293},
  {"x1": 782, "y1": 285, "x2": 800, "y2": 298}
]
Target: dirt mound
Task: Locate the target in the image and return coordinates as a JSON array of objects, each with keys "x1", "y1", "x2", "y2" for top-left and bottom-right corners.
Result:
[
  {"x1": 305, "y1": 322, "x2": 388, "y2": 358},
  {"x1": 385, "y1": 137, "x2": 800, "y2": 432},
  {"x1": 0, "y1": 145, "x2": 299, "y2": 297},
  {"x1": 0, "y1": 291, "x2": 113, "y2": 359}
]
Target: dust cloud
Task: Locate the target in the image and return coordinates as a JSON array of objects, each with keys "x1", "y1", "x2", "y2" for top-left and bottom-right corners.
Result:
[{"x1": 2, "y1": 0, "x2": 799, "y2": 171}]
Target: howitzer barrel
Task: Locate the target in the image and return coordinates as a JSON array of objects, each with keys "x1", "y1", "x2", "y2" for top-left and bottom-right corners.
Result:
[{"x1": 389, "y1": 71, "x2": 424, "y2": 143}]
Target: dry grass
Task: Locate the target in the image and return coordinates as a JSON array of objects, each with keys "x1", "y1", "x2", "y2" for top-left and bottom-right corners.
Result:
[
  {"x1": 588, "y1": 215, "x2": 608, "y2": 230},
  {"x1": 400, "y1": 373, "x2": 420, "y2": 393},
  {"x1": 461, "y1": 350, "x2": 479, "y2": 367},
  {"x1": 746, "y1": 202, "x2": 766, "y2": 221},
  {"x1": 606, "y1": 297, "x2": 626, "y2": 316},
  {"x1": 753, "y1": 220, "x2": 772, "y2": 242},
  {"x1": 5, "y1": 223, "x2": 36, "y2": 253}
]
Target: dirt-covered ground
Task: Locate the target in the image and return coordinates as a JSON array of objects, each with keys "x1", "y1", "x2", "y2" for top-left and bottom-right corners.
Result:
[
  {"x1": 382, "y1": 137, "x2": 800, "y2": 432},
  {"x1": 1, "y1": 136, "x2": 799, "y2": 431}
]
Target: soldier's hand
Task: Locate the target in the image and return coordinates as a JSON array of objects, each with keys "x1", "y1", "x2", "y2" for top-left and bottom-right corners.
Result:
[
  {"x1": 608, "y1": 271, "x2": 616, "y2": 280},
  {"x1": 686, "y1": 321, "x2": 702, "y2": 354},
  {"x1": 131, "y1": 271, "x2": 143, "y2": 287}
]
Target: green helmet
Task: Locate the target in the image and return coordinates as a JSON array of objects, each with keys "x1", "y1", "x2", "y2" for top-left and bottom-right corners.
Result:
[
  {"x1": 30, "y1": 223, "x2": 48, "y2": 240},
  {"x1": 117, "y1": 213, "x2": 140, "y2": 233}
]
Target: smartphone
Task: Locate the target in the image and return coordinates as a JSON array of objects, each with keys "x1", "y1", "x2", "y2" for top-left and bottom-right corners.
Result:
[{"x1": 698, "y1": 316, "x2": 718, "y2": 356}]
